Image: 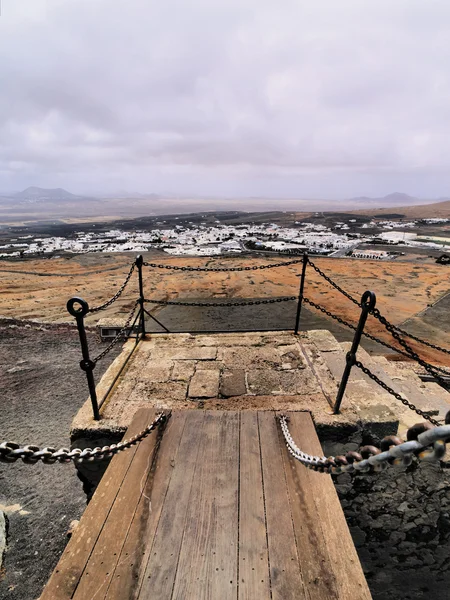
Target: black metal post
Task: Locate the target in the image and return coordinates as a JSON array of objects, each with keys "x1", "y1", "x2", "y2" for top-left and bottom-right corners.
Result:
[
  {"x1": 136, "y1": 254, "x2": 146, "y2": 339},
  {"x1": 333, "y1": 290, "x2": 376, "y2": 414},
  {"x1": 294, "y1": 252, "x2": 308, "y2": 335},
  {"x1": 67, "y1": 297, "x2": 100, "y2": 421}
]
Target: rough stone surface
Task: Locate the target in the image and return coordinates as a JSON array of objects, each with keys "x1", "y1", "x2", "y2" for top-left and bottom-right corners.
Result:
[
  {"x1": 0, "y1": 510, "x2": 6, "y2": 572},
  {"x1": 220, "y1": 369, "x2": 247, "y2": 397},
  {"x1": 171, "y1": 360, "x2": 196, "y2": 381},
  {"x1": 323, "y1": 439, "x2": 450, "y2": 600},
  {"x1": 188, "y1": 369, "x2": 220, "y2": 398},
  {"x1": 156, "y1": 346, "x2": 217, "y2": 360}
]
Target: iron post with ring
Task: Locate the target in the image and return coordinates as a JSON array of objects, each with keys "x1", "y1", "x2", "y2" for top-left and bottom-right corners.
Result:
[
  {"x1": 333, "y1": 290, "x2": 376, "y2": 414},
  {"x1": 135, "y1": 255, "x2": 146, "y2": 339},
  {"x1": 67, "y1": 297, "x2": 100, "y2": 421}
]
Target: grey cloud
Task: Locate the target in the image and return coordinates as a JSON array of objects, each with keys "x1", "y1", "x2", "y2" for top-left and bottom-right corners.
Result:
[{"x1": 1, "y1": 0, "x2": 450, "y2": 198}]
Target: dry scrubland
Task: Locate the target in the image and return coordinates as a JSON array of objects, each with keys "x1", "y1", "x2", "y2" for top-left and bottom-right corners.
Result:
[{"x1": 0, "y1": 252, "x2": 449, "y2": 364}]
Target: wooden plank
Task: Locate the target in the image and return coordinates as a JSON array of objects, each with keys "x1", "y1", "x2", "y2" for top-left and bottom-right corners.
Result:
[
  {"x1": 136, "y1": 411, "x2": 206, "y2": 598},
  {"x1": 171, "y1": 411, "x2": 240, "y2": 600},
  {"x1": 257, "y1": 411, "x2": 307, "y2": 600},
  {"x1": 104, "y1": 411, "x2": 188, "y2": 600},
  {"x1": 40, "y1": 409, "x2": 159, "y2": 600},
  {"x1": 278, "y1": 412, "x2": 340, "y2": 600},
  {"x1": 73, "y1": 411, "x2": 165, "y2": 600},
  {"x1": 238, "y1": 411, "x2": 271, "y2": 600},
  {"x1": 286, "y1": 412, "x2": 372, "y2": 600}
]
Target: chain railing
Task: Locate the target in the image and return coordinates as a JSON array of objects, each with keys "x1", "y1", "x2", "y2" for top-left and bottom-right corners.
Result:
[
  {"x1": 64, "y1": 251, "x2": 449, "y2": 422},
  {"x1": 144, "y1": 296, "x2": 297, "y2": 307},
  {"x1": 0, "y1": 412, "x2": 168, "y2": 464},
  {"x1": 88, "y1": 262, "x2": 136, "y2": 313},
  {"x1": 143, "y1": 258, "x2": 306, "y2": 272},
  {"x1": 279, "y1": 414, "x2": 450, "y2": 475},
  {"x1": 308, "y1": 256, "x2": 450, "y2": 357}
]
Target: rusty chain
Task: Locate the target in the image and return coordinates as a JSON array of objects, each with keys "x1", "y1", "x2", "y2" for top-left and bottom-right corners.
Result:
[
  {"x1": 143, "y1": 258, "x2": 305, "y2": 272},
  {"x1": 308, "y1": 257, "x2": 450, "y2": 357},
  {"x1": 0, "y1": 412, "x2": 169, "y2": 465},
  {"x1": 144, "y1": 296, "x2": 297, "y2": 307},
  {"x1": 371, "y1": 308, "x2": 450, "y2": 387},
  {"x1": 302, "y1": 296, "x2": 449, "y2": 376},
  {"x1": 89, "y1": 262, "x2": 136, "y2": 313},
  {"x1": 279, "y1": 414, "x2": 450, "y2": 475},
  {"x1": 92, "y1": 300, "x2": 140, "y2": 364},
  {"x1": 354, "y1": 361, "x2": 442, "y2": 426}
]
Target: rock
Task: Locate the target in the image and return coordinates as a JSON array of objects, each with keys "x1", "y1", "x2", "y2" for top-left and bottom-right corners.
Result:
[
  {"x1": 220, "y1": 369, "x2": 247, "y2": 397},
  {"x1": 66, "y1": 519, "x2": 79, "y2": 539}
]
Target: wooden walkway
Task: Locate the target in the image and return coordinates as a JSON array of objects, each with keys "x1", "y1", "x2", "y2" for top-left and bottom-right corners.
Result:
[{"x1": 42, "y1": 410, "x2": 372, "y2": 599}]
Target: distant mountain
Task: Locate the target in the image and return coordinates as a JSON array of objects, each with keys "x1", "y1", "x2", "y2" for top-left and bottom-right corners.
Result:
[
  {"x1": 349, "y1": 199, "x2": 450, "y2": 219},
  {"x1": 349, "y1": 192, "x2": 430, "y2": 207},
  {"x1": 13, "y1": 186, "x2": 88, "y2": 202}
]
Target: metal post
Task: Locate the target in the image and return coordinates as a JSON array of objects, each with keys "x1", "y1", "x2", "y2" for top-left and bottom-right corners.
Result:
[
  {"x1": 294, "y1": 252, "x2": 308, "y2": 335},
  {"x1": 67, "y1": 297, "x2": 100, "y2": 421},
  {"x1": 333, "y1": 290, "x2": 376, "y2": 414},
  {"x1": 136, "y1": 254, "x2": 146, "y2": 339}
]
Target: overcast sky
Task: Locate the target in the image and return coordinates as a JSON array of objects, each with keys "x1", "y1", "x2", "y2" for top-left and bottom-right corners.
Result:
[{"x1": 1, "y1": 0, "x2": 450, "y2": 199}]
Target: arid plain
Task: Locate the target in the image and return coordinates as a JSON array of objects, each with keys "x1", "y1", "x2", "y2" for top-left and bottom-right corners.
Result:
[{"x1": 1, "y1": 251, "x2": 449, "y2": 365}]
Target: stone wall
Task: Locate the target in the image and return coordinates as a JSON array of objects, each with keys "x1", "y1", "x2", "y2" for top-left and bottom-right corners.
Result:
[{"x1": 323, "y1": 439, "x2": 450, "y2": 600}]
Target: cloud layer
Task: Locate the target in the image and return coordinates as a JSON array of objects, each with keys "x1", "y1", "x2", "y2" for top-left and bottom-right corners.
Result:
[{"x1": 1, "y1": 0, "x2": 450, "y2": 198}]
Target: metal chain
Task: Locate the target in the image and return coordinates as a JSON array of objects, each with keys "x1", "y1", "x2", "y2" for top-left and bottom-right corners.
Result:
[
  {"x1": 308, "y1": 257, "x2": 450, "y2": 358},
  {"x1": 390, "y1": 324, "x2": 450, "y2": 356},
  {"x1": 144, "y1": 296, "x2": 297, "y2": 308},
  {"x1": 92, "y1": 300, "x2": 140, "y2": 364},
  {"x1": 279, "y1": 414, "x2": 450, "y2": 475},
  {"x1": 143, "y1": 258, "x2": 305, "y2": 272},
  {"x1": 89, "y1": 263, "x2": 136, "y2": 313},
  {"x1": 354, "y1": 361, "x2": 442, "y2": 426},
  {"x1": 307, "y1": 258, "x2": 361, "y2": 307},
  {"x1": 0, "y1": 412, "x2": 168, "y2": 465},
  {"x1": 302, "y1": 296, "x2": 448, "y2": 375},
  {"x1": 371, "y1": 308, "x2": 450, "y2": 387}
]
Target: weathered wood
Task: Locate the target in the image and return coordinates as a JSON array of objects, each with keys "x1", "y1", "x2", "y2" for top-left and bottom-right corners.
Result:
[
  {"x1": 258, "y1": 411, "x2": 307, "y2": 600},
  {"x1": 104, "y1": 411, "x2": 188, "y2": 600},
  {"x1": 238, "y1": 411, "x2": 271, "y2": 600},
  {"x1": 137, "y1": 411, "x2": 206, "y2": 598},
  {"x1": 40, "y1": 409, "x2": 159, "y2": 600},
  {"x1": 72, "y1": 413, "x2": 163, "y2": 599},
  {"x1": 289, "y1": 412, "x2": 372, "y2": 600},
  {"x1": 279, "y1": 412, "x2": 340, "y2": 599},
  {"x1": 171, "y1": 411, "x2": 240, "y2": 600},
  {"x1": 44, "y1": 410, "x2": 371, "y2": 600}
]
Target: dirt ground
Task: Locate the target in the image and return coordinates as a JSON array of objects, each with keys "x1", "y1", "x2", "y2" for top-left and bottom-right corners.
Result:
[
  {"x1": 1, "y1": 252, "x2": 449, "y2": 364},
  {"x1": 0, "y1": 323, "x2": 121, "y2": 600}
]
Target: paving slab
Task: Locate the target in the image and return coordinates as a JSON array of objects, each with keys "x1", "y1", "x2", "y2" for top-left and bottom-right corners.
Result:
[
  {"x1": 188, "y1": 369, "x2": 220, "y2": 398},
  {"x1": 220, "y1": 369, "x2": 247, "y2": 397}
]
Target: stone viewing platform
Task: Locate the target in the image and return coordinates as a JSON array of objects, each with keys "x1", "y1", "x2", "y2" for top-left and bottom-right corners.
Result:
[{"x1": 71, "y1": 328, "x2": 449, "y2": 451}]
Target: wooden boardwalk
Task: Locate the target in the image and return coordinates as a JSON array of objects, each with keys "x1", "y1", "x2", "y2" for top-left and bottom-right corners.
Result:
[{"x1": 42, "y1": 410, "x2": 372, "y2": 599}]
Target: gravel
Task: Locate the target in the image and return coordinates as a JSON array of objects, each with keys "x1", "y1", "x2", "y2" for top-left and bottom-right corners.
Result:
[{"x1": 0, "y1": 323, "x2": 121, "y2": 600}]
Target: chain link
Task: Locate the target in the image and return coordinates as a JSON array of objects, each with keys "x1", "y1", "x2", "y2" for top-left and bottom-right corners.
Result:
[
  {"x1": 279, "y1": 414, "x2": 450, "y2": 475},
  {"x1": 0, "y1": 412, "x2": 168, "y2": 464},
  {"x1": 144, "y1": 296, "x2": 297, "y2": 308},
  {"x1": 89, "y1": 263, "x2": 136, "y2": 313},
  {"x1": 354, "y1": 360, "x2": 442, "y2": 426},
  {"x1": 302, "y1": 296, "x2": 449, "y2": 374},
  {"x1": 390, "y1": 324, "x2": 450, "y2": 356},
  {"x1": 143, "y1": 258, "x2": 305, "y2": 272},
  {"x1": 308, "y1": 257, "x2": 450, "y2": 358},
  {"x1": 92, "y1": 300, "x2": 140, "y2": 364},
  {"x1": 371, "y1": 308, "x2": 450, "y2": 388},
  {"x1": 306, "y1": 258, "x2": 361, "y2": 307}
]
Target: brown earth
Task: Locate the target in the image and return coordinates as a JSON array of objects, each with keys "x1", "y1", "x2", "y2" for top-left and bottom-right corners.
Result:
[
  {"x1": 346, "y1": 199, "x2": 450, "y2": 219},
  {"x1": 0, "y1": 252, "x2": 449, "y2": 365}
]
